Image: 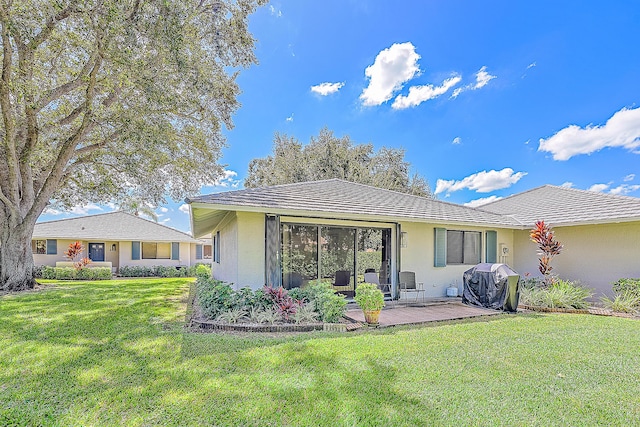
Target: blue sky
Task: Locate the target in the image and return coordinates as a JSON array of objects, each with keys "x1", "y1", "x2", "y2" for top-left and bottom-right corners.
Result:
[{"x1": 40, "y1": 0, "x2": 640, "y2": 232}]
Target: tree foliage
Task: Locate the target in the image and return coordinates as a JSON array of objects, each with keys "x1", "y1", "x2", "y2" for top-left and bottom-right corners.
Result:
[
  {"x1": 0, "y1": 0, "x2": 265, "y2": 290},
  {"x1": 245, "y1": 127, "x2": 432, "y2": 197}
]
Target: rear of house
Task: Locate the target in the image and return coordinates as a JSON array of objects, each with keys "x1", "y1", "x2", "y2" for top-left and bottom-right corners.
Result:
[{"x1": 189, "y1": 179, "x2": 519, "y2": 299}]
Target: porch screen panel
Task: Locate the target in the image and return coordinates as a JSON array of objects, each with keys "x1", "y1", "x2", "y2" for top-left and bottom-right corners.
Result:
[
  {"x1": 281, "y1": 223, "x2": 317, "y2": 289},
  {"x1": 265, "y1": 215, "x2": 281, "y2": 287}
]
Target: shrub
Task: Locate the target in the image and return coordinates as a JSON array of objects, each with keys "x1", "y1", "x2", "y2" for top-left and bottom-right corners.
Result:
[
  {"x1": 195, "y1": 264, "x2": 211, "y2": 280},
  {"x1": 41, "y1": 266, "x2": 56, "y2": 280},
  {"x1": 306, "y1": 280, "x2": 347, "y2": 323},
  {"x1": 216, "y1": 308, "x2": 248, "y2": 324},
  {"x1": 55, "y1": 267, "x2": 77, "y2": 280},
  {"x1": 291, "y1": 303, "x2": 320, "y2": 324},
  {"x1": 256, "y1": 307, "x2": 281, "y2": 325},
  {"x1": 196, "y1": 277, "x2": 236, "y2": 319},
  {"x1": 612, "y1": 278, "x2": 640, "y2": 298},
  {"x1": 520, "y1": 279, "x2": 592, "y2": 309},
  {"x1": 601, "y1": 292, "x2": 640, "y2": 314}
]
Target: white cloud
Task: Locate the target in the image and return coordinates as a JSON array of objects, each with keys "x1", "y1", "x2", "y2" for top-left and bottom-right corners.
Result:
[
  {"x1": 538, "y1": 107, "x2": 640, "y2": 161},
  {"x1": 527, "y1": 62, "x2": 537, "y2": 69},
  {"x1": 44, "y1": 203, "x2": 104, "y2": 216},
  {"x1": 452, "y1": 136, "x2": 462, "y2": 145},
  {"x1": 158, "y1": 207, "x2": 169, "y2": 213},
  {"x1": 202, "y1": 169, "x2": 241, "y2": 188},
  {"x1": 435, "y1": 168, "x2": 527, "y2": 195},
  {"x1": 286, "y1": 113, "x2": 294, "y2": 122},
  {"x1": 609, "y1": 184, "x2": 640, "y2": 195},
  {"x1": 588, "y1": 183, "x2": 610, "y2": 193},
  {"x1": 623, "y1": 173, "x2": 635, "y2": 182},
  {"x1": 311, "y1": 82, "x2": 344, "y2": 96},
  {"x1": 269, "y1": 5, "x2": 282, "y2": 17},
  {"x1": 451, "y1": 66, "x2": 496, "y2": 98},
  {"x1": 392, "y1": 75, "x2": 461, "y2": 109},
  {"x1": 160, "y1": 218, "x2": 171, "y2": 224},
  {"x1": 178, "y1": 204, "x2": 190, "y2": 214},
  {"x1": 360, "y1": 42, "x2": 420, "y2": 106},
  {"x1": 560, "y1": 182, "x2": 574, "y2": 188},
  {"x1": 464, "y1": 195, "x2": 503, "y2": 208}
]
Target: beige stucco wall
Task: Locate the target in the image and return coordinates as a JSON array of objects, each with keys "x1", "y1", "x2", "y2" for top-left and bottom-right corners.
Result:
[
  {"x1": 235, "y1": 212, "x2": 266, "y2": 289},
  {"x1": 212, "y1": 213, "x2": 239, "y2": 286},
  {"x1": 513, "y1": 221, "x2": 640, "y2": 296},
  {"x1": 399, "y1": 222, "x2": 514, "y2": 298}
]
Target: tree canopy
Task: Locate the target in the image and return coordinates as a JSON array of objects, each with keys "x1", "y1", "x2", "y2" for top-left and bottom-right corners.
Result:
[
  {"x1": 0, "y1": 0, "x2": 265, "y2": 290},
  {"x1": 245, "y1": 128, "x2": 432, "y2": 197}
]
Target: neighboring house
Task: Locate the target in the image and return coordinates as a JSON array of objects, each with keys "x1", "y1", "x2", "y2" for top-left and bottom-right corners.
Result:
[
  {"x1": 188, "y1": 180, "x2": 640, "y2": 298},
  {"x1": 479, "y1": 185, "x2": 640, "y2": 296},
  {"x1": 187, "y1": 179, "x2": 520, "y2": 299},
  {"x1": 33, "y1": 211, "x2": 212, "y2": 272}
]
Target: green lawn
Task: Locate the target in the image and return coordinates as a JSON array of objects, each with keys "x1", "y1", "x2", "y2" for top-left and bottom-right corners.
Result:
[{"x1": 1, "y1": 278, "x2": 639, "y2": 426}]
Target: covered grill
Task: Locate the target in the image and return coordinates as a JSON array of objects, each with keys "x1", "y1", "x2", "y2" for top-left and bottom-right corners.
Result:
[{"x1": 462, "y1": 263, "x2": 520, "y2": 312}]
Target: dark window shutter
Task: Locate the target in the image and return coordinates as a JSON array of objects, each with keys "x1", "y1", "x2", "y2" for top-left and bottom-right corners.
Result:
[
  {"x1": 171, "y1": 242, "x2": 179, "y2": 260},
  {"x1": 486, "y1": 230, "x2": 497, "y2": 263},
  {"x1": 132, "y1": 241, "x2": 141, "y2": 260},
  {"x1": 215, "y1": 231, "x2": 220, "y2": 263},
  {"x1": 434, "y1": 228, "x2": 447, "y2": 267},
  {"x1": 46, "y1": 239, "x2": 57, "y2": 255},
  {"x1": 196, "y1": 244, "x2": 203, "y2": 260}
]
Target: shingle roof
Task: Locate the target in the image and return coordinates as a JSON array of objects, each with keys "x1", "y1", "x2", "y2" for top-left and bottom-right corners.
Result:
[
  {"x1": 479, "y1": 185, "x2": 640, "y2": 226},
  {"x1": 34, "y1": 211, "x2": 199, "y2": 242},
  {"x1": 188, "y1": 179, "x2": 521, "y2": 231}
]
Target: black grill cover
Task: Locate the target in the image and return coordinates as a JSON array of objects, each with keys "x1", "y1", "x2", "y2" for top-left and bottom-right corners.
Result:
[{"x1": 462, "y1": 263, "x2": 520, "y2": 312}]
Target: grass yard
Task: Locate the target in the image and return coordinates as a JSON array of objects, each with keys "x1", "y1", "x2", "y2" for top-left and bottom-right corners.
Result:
[{"x1": 1, "y1": 278, "x2": 639, "y2": 426}]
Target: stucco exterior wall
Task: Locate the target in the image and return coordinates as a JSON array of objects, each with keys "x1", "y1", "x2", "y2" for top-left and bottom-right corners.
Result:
[
  {"x1": 399, "y1": 222, "x2": 514, "y2": 298},
  {"x1": 513, "y1": 221, "x2": 640, "y2": 296},
  {"x1": 212, "y1": 213, "x2": 239, "y2": 286},
  {"x1": 235, "y1": 212, "x2": 266, "y2": 289}
]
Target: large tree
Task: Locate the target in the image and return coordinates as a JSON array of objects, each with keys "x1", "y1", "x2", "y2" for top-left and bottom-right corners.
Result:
[
  {"x1": 0, "y1": 0, "x2": 265, "y2": 291},
  {"x1": 245, "y1": 127, "x2": 432, "y2": 197}
]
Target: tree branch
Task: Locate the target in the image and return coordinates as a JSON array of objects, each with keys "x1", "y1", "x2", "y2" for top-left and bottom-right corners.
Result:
[
  {"x1": 0, "y1": 19, "x2": 19, "y2": 207},
  {"x1": 28, "y1": 4, "x2": 79, "y2": 50},
  {"x1": 36, "y1": 55, "x2": 95, "y2": 111}
]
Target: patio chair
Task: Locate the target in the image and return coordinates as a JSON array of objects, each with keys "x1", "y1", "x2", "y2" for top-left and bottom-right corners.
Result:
[
  {"x1": 334, "y1": 270, "x2": 353, "y2": 298},
  {"x1": 399, "y1": 271, "x2": 425, "y2": 304}
]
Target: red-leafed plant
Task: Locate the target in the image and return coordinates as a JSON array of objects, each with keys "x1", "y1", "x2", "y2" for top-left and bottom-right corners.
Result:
[
  {"x1": 530, "y1": 220, "x2": 563, "y2": 283},
  {"x1": 262, "y1": 285, "x2": 300, "y2": 321},
  {"x1": 64, "y1": 241, "x2": 92, "y2": 271}
]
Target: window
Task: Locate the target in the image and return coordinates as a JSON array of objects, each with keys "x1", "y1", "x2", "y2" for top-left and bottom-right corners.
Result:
[
  {"x1": 32, "y1": 239, "x2": 56, "y2": 255},
  {"x1": 203, "y1": 245, "x2": 212, "y2": 259},
  {"x1": 32, "y1": 240, "x2": 46, "y2": 254},
  {"x1": 142, "y1": 242, "x2": 171, "y2": 259},
  {"x1": 446, "y1": 230, "x2": 481, "y2": 265}
]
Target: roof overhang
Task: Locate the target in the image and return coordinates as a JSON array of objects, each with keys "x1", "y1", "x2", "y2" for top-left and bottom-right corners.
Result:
[{"x1": 189, "y1": 202, "x2": 522, "y2": 236}]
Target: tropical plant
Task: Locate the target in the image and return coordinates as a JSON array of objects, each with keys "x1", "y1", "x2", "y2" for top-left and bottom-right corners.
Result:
[
  {"x1": 354, "y1": 283, "x2": 385, "y2": 312},
  {"x1": 216, "y1": 308, "x2": 248, "y2": 324},
  {"x1": 291, "y1": 303, "x2": 320, "y2": 324},
  {"x1": 64, "y1": 241, "x2": 91, "y2": 270},
  {"x1": 520, "y1": 279, "x2": 592, "y2": 309},
  {"x1": 255, "y1": 307, "x2": 282, "y2": 325},
  {"x1": 262, "y1": 286, "x2": 300, "y2": 321},
  {"x1": 600, "y1": 292, "x2": 640, "y2": 314},
  {"x1": 0, "y1": 0, "x2": 265, "y2": 291},
  {"x1": 530, "y1": 220, "x2": 563, "y2": 284}
]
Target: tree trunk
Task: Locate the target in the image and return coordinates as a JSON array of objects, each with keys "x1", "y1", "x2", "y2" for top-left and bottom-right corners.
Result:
[{"x1": 0, "y1": 222, "x2": 36, "y2": 291}]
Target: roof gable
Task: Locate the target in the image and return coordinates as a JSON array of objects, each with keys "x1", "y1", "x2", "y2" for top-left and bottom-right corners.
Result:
[{"x1": 34, "y1": 211, "x2": 199, "y2": 242}]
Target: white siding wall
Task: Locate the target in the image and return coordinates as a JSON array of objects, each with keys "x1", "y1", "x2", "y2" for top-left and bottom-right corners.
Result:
[
  {"x1": 513, "y1": 221, "x2": 640, "y2": 296},
  {"x1": 236, "y1": 212, "x2": 266, "y2": 289},
  {"x1": 399, "y1": 222, "x2": 514, "y2": 298}
]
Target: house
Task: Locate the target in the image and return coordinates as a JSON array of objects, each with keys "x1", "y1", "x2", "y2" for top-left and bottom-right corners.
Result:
[
  {"x1": 479, "y1": 185, "x2": 640, "y2": 296},
  {"x1": 187, "y1": 179, "x2": 521, "y2": 299},
  {"x1": 33, "y1": 211, "x2": 212, "y2": 272},
  {"x1": 188, "y1": 179, "x2": 640, "y2": 298}
]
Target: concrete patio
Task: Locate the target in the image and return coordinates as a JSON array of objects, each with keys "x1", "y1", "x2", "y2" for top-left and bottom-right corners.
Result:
[{"x1": 344, "y1": 298, "x2": 504, "y2": 327}]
